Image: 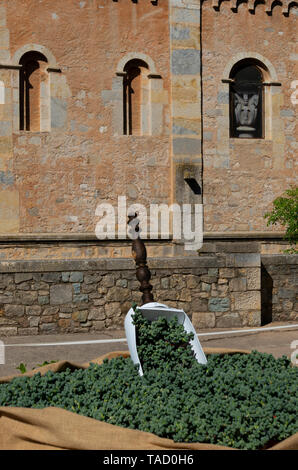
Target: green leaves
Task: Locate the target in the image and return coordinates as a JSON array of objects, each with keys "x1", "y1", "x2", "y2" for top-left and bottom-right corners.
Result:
[
  {"x1": 16, "y1": 363, "x2": 27, "y2": 374},
  {"x1": 132, "y1": 309, "x2": 196, "y2": 372},
  {"x1": 16, "y1": 360, "x2": 59, "y2": 373},
  {"x1": 1, "y1": 345, "x2": 297, "y2": 450},
  {"x1": 264, "y1": 186, "x2": 298, "y2": 253}
]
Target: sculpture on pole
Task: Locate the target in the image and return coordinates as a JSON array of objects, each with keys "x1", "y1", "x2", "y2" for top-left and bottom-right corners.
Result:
[{"x1": 127, "y1": 212, "x2": 154, "y2": 305}]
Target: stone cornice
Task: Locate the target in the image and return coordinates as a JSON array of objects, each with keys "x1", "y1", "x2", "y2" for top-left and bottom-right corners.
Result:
[
  {"x1": 0, "y1": 231, "x2": 286, "y2": 243},
  {"x1": 111, "y1": 0, "x2": 297, "y2": 14},
  {"x1": 210, "y1": 0, "x2": 297, "y2": 15}
]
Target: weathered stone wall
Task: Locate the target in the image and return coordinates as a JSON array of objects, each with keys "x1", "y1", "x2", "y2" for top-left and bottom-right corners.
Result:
[
  {"x1": 201, "y1": 1, "x2": 297, "y2": 232},
  {"x1": 0, "y1": 0, "x2": 296, "y2": 242},
  {"x1": 0, "y1": 0, "x2": 171, "y2": 235},
  {"x1": 169, "y1": 0, "x2": 203, "y2": 210},
  {"x1": 1, "y1": 253, "x2": 296, "y2": 336},
  {"x1": 0, "y1": 254, "x2": 262, "y2": 336},
  {"x1": 261, "y1": 255, "x2": 298, "y2": 323}
]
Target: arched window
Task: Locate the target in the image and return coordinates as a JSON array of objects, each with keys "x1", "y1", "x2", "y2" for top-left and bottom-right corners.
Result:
[
  {"x1": 123, "y1": 59, "x2": 149, "y2": 135},
  {"x1": 230, "y1": 60, "x2": 264, "y2": 139},
  {"x1": 19, "y1": 51, "x2": 48, "y2": 131}
]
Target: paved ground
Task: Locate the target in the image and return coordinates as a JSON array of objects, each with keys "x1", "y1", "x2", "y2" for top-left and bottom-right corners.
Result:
[{"x1": 0, "y1": 321, "x2": 297, "y2": 378}]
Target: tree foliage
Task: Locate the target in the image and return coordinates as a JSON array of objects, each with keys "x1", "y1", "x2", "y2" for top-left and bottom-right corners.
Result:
[{"x1": 264, "y1": 186, "x2": 298, "y2": 253}]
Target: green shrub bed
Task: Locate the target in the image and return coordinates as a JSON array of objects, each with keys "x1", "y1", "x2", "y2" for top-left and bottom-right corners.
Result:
[
  {"x1": 0, "y1": 310, "x2": 297, "y2": 450},
  {"x1": 132, "y1": 308, "x2": 196, "y2": 371}
]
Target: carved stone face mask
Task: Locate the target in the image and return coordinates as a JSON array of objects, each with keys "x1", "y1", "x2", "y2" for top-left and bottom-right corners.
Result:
[
  {"x1": 234, "y1": 92, "x2": 259, "y2": 127},
  {"x1": 233, "y1": 90, "x2": 260, "y2": 138}
]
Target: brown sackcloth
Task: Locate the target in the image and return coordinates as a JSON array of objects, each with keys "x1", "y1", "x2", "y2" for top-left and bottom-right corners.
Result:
[{"x1": 0, "y1": 348, "x2": 297, "y2": 450}]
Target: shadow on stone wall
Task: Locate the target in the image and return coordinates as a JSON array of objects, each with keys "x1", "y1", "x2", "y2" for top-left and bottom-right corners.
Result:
[{"x1": 261, "y1": 263, "x2": 273, "y2": 325}]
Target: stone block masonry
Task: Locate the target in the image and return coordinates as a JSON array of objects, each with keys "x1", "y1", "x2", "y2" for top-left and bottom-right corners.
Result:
[
  {"x1": 0, "y1": 254, "x2": 296, "y2": 336},
  {"x1": 0, "y1": 252, "x2": 284, "y2": 336}
]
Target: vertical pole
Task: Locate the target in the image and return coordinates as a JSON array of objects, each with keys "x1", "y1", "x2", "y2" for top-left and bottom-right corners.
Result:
[{"x1": 128, "y1": 212, "x2": 154, "y2": 305}]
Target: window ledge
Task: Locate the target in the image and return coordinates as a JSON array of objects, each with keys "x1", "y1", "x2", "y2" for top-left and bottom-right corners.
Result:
[
  {"x1": 229, "y1": 137, "x2": 271, "y2": 142},
  {"x1": 13, "y1": 130, "x2": 51, "y2": 135}
]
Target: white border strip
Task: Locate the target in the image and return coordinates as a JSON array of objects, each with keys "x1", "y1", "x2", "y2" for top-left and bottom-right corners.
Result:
[
  {"x1": 5, "y1": 338, "x2": 128, "y2": 347},
  {"x1": 4, "y1": 324, "x2": 298, "y2": 348},
  {"x1": 197, "y1": 324, "x2": 298, "y2": 337}
]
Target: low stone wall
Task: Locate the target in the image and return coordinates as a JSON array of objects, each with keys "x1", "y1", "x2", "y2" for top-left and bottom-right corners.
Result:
[
  {"x1": 261, "y1": 255, "x2": 298, "y2": 323},
  {"x1": 0, "y1": 254, "x2": 262, "y2": 336}
]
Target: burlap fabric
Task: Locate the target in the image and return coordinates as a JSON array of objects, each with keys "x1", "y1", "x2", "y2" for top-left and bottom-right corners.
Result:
[{"x1": 0, "y1": 348, "x2": 297, "y2": 450}]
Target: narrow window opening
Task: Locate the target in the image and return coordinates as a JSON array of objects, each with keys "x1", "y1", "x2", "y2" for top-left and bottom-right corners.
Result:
[
  {"x1": 123, "y1": 59, "x2": 149, "y2": 135},
  {"x1": 19, "y1": 51, "x2": 48, "y2": 131}
]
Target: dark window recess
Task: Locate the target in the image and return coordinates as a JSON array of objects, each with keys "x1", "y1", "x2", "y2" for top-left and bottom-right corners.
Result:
[
  {"x1": 184, "y1": 178, "x2": 201, "y2": 195},
  {"x1": 123, "y1": 59, "x2": 148, "y2": 136},
  {"x1": 19, "y1": 51, "x2": 48, "y2": 131},
  {"x1": 230, "y1": 64, "x2": 263, "y2": 139}
]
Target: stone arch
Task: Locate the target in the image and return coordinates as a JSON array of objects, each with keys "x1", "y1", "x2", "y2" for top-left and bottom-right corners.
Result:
[
  {"x1": 223, "y1": 52, "x2": 278, "y2": 82},
  {"x1": 116, "y1": 52, "x2": 157, "y2": 75},
  {"x1": 12, "y1": 44, "x2": 58, "y2": 68}
]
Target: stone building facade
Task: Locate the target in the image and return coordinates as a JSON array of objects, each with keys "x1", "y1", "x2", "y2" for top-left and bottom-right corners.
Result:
[{"x1": 0, "y1": 0, "x2": 297, "y2": 335}]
